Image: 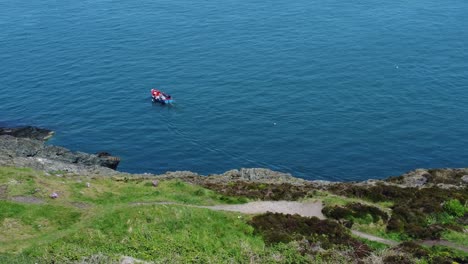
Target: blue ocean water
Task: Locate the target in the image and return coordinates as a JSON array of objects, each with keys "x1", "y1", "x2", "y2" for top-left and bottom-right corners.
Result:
[{"x1": 0, "y1": 0, "x2": 467, "y2": 181}]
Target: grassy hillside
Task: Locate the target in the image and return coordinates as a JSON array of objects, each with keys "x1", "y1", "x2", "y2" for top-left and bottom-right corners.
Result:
[
  {"x1": 0, "y1": 167, "x2": 308, "y2": 263},
  {"x1": 0, "y1": 167, "x2": 466, "y2": 263}
]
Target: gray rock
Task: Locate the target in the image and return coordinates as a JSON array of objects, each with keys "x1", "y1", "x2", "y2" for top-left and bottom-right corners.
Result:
[
  {"x1": 461, "y1": 175, "x2": 468, "y2": 184},
  {"x1": 398, "y1": 169, "x2": 429, "y2": 187},
  {"x1": 120, "y1": 256, "x2": 151, "y2": 264},
  {"x1": 97, "y1": 152, "x2": 121, "y2": 170},
  {"x1": 162, "y1": 170, "x2": 200, "y2": 178},
  {"x1": 221, "y1": 168, "x2": 303, "y2": 183},
  {"x1": 0, "y1": 135, "x2": 120, "y2": 175},
  {"x1": 309, "y1": 180, "x2": 335, "y2": 186},
  {"x1": 390, "y1": 168, "x2": 468, "y2": 187}
]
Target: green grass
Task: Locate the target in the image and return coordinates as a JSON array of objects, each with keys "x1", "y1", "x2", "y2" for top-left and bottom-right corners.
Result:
[
  {"x1": 1, "y1": 166, "x2": 247, "y2": 207},
  {"x1": 68, "y1": 178, "x2": 248, "y2": 206},
  {"x1": 0, "y1": 167, "x2": 311, "y2": 263},
  {"x1": 0, "y1": 201, "x2": 80, "y2": 227},
  {"x1": 352, "y1": 222, "x2": 407, "y2": 242},
  {"x1": 441, "y1": 229, "x2": 468, "y2": 247},
  {"x1": 354, "y1": 237, "x2": 389, "y2": 251},
  {"x1": 0, "y1": 253, "x2": 39, "y2": 264},
  {"x1": 24, "y1": 205, "x2": 310, "y2": 263},
  {"x1": 424, "y1": 245, "x2": 468, "y2": 260},
  {"x1": 0, "y1": 167, "x2": 42, "y2": 196},
  {"x1": 0, "y1": 200, "x2": 82, "y2": 253}
]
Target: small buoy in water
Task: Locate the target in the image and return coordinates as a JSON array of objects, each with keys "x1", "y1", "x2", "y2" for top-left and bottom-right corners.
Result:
[
  {"x1": 273, "y1": 123, "x2": 277, "y2": 125},
  {"x1": 395, "y1": 65, "x2": 399, "y2": 69},
  {"x1": 50, "y1": 192, "x2": 58, "y2": 199}
]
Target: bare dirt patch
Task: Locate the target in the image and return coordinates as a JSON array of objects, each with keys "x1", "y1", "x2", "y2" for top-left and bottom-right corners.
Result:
[
  {"x1": 0, "y1": 185, "x2": 7, "y2": 199},
  {"x1": 10, "y1": 196, "x2": 45, "y2": 204},
  {"x1": 204, "y1": 201, "x2": 325, "y2": 219},
  {"x1": 420, "y1": 239, "x2": 468, "y2": 253}
]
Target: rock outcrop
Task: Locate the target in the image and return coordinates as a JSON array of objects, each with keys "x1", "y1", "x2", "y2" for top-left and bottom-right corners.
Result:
[
  {"x1": 386, "y1": 168, "x2": 468, "y2": 188},
  {"x1": 153, "y1": 168, "x2": 307, "y2": 186},
  {"x1": 0, "y1": 126, "x2": 120, "y2": 175},
  {"x1": 220, "y1": 168, "x2": 305, "y2": 184}
]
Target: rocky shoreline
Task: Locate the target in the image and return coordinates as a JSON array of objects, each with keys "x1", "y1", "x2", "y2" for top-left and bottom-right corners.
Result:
[
  {"x1": 1, "y1": 125, "x2": 467, "y2": 190},
  {"x1": 0, "y1": 126, "x2": 120, "y2": 175}
]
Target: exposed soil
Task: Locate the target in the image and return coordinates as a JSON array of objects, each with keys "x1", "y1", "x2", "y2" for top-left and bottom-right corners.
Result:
[
  {"x1": 203, "y1": 201, "x2": 325, "y2": 219},
  {"x1": 10, "y1": 196, "x2": 45, "y2": 204},
  {"x1": 420, "y1": 239, "x2": 468, "y2": 253},
  {"x1": 0, "y1": 185, "x2": 7, "y2": 200},
  {"x1": 351, "y1": 230, "x2": 398, "y2": 246}
]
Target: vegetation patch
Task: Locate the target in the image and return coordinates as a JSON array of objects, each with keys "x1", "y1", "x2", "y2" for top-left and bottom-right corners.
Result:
[
  {"x1": 395, "y1": 242, "x2": 429, "y2": 259},
  {"x1": 0, "y1": 167, "x2": 311, "y2": 263},
  {"x1": 423, "y1": 246, "x2": 468, "y2": 264},
  {"x1": 443, "y1": 199, "x2": 466, "y2": 218},
  {"x1": 329, "y1": 183, "x2": 468, "y2": 239},
  {"x1": 322, "y1": 202, "x2": 389, "y2": 227},
  {"x1": 201, "y1": 181, "x2": 313, "y2": 201},
  {"x1": 0, "y1": 201, "x2": 81, "y2": 231},
  {"x1": 441, "y1": 230, "x2": 468, "y2": 247},
  {"x1": 23, "y1": 206, "x2": 308, "y2": 263},
  {"x1": 382, "y1": 254, "x2": 414, "y2": 264},
  {"x1": 1, "y1": 166, "x2": 467, "y2": 263},
  {"x1": 250, "y1": 212, "x2": 372, "y2": 260}
]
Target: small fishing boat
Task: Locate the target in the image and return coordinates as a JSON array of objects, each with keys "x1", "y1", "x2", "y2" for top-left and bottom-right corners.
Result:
[{"x1": 151, "y1": 89, "x2": 174, "y2": 104}]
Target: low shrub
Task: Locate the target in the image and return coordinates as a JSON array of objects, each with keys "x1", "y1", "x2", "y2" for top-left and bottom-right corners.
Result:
[
  {"x1": 201, "y1": 182, "x2": 313, "y2": 201},
  {"x1": 443, "y1": 199, "x2": 465, "y2": 217},
  {"x1": 329, "y1": 184, "x2": 468, "y2": 240},
  {"x1": 382, "y1": 254, "x2": 413, "y2": 264},
  {"x1": 396, "y1": 242, "x2": 429, "y2": 258},
  {"x1": 426, "y1": 246, "x2": 468, "y2": 264},
  {"x1": 322, "y1": 203, "x2": 388, "y2": 225},
  {"x1": 249, "y1": 212, "x2": 372, "y2": 259}
]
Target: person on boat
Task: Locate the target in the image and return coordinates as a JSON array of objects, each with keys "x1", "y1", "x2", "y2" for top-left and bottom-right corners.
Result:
[
  {"x1": 151, "y1": 89, "x2": 159, "y2": 97},
  {"x1": 152, "y1": 89, "x2": 162, "y2": 99}
]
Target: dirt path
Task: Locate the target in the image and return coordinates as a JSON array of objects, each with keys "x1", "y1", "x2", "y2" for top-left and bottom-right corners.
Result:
[
  {"x1": 202, "y1": 201, "x2": 325, "y2": 219},
  {"x1": 10, "y1": 196, "x2": 45, "y2": 204},
  {"x1": 350, "y1": 230, "x2": 398, "y2": 246},
  {"x1": 420, "y1": 240, "x2": 468, "y2": 253},
  {"x1": 131, "y1": 201, "x2": 325, "y2": 219}
]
